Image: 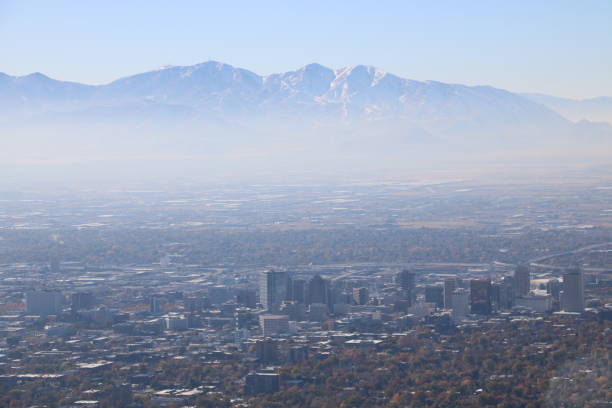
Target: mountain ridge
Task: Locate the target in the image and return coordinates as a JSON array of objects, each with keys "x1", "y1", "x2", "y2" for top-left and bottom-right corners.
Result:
[
  {"x1": 1, "y1": 60, "x2": 611, "y2": 147},
  {"x1": 0, "y1": 61, "x2": 564, "y2": 115},
  {"x1": 522, "y1": 93, "x2": 612, "y2": 124}
]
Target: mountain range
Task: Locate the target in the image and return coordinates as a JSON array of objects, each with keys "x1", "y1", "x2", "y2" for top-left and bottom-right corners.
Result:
[
  {"x1": 2, "y1": 61, "x2": 610, "y2": 127},
  {"x1": 1, "y1": 61, "x2": 611, "y2": 181},
  {"x1": 522, "y1": 93, "x2": 612, "y2": 125}
]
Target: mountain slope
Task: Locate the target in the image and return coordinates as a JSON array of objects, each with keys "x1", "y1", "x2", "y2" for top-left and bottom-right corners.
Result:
[
  {"x1": 2, "y1": 61, "x2": 610, "y2": 161},
  {"x1": 523, "y1": 93, "x2": 612, "y2": 125},
  {"x1": 0, "y1": 61, "x2": 567, "y2": 127},
  {"x1": 2, "y1": 62, "x2": 611, "y2": 184},
  {"x1": 0, "y1": 72, "x2": 95, "y2": 118}
]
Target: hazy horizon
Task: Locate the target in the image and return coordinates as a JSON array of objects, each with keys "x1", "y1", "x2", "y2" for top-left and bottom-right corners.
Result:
[{"x1": 2, "y1": 1, "x2": 612, "y2": 188}]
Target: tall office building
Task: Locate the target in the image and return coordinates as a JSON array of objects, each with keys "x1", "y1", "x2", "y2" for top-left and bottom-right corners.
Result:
[
  {"x1": 444, "y1": 278, "x2": 457, "y2": 309},
  {"x1": 470, "y1": 279, "x2": 492, "y2": 315},
  {"x1": 425, "y1": 286, "x2": 444, "y2": 308},
  {"x1": 352, "y1": 287, "x2": 369, "y2": 305},
  {"x1": 259, "y1": 314, "x2": 289, "y2": 337},
  {"x1": 26, "y1": 290, "x2": 63, "y2": 315},
  {"x1": 397, "y1": 270, "x2": 416, "y2": 305},
  {"x1": 184, "y1": 297, "x2": 208, "y2": 313},
  {"x1": 71, "y1": 292, "x2": 95, "y2": 311},
  {"x1": 546, "y1": 279, "x2": 561, "y2": 301},
  {"x1": 245, "y1": 372, "x2": 280, "y2": 396},
  {"x1": 498, "y1": 276, "x2": 515, "y2": 310},
  {"x1": 514, "y1": 265, "x2": 531, "y2": 297},
  {"x1": 208, "y1": 286, "x2": 231, "y2": 305},
  {"x1": 287, "y1": 346, "x2": 309, "y2": 364},
  {"x1": 280, "y1": 301, "x2": 306, "y2": 321},
  {"x1": 260, "y1": 270, "x2": 290, "y2": 312},
  {"x1": 149, "y1": 294, "x2": 167, "y2": 314},
  {"x1": 236, "y1": 288, "x2": 257, "y2": 308},
  {"x1": 291, "y1": 279, "x2": 306, "y2": 304},
  {"x1": 308, "y1": 303, "x2": 328, "y2": 322},
  {"x1": 308, "y1": 275, "x2": 328, "y2": 305},
  {"x1": 329, "y1": 285, "x2": 350, "y2": 314},
  {"x1": 490, "y1": 283, "x2": 501, "y2": 311},
  {"x1": 561, "y1": 268, "x2": 584, "y2": 312},
  {"x1": 515, "y1": 294, "x2": 553, "y2": 313},
  {"x1": 451, "y1": 288, "x2": 470, "y2": 320},
  {"x1": 255, "y1": 339, "x2": 279, "y2": 364}
]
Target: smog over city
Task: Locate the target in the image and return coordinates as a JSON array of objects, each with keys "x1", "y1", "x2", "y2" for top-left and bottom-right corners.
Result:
[{"x1": 0, "y1": 2, "x2": 610, "y2": 408}]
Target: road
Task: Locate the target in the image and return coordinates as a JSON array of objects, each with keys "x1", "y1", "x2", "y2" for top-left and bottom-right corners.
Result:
[{"x1": 527, "y1": 241, "x2": 612, "y2": 264}]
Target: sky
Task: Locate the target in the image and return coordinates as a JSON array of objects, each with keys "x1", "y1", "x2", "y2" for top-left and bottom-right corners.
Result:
[{"x1": 0, "y1": 0, "x2": 611, "y2": 99}]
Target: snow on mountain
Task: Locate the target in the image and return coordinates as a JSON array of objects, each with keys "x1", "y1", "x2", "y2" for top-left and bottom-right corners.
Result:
[
  {"x1": 0, "y1": 72, "x2": 95, "y2": 117},
  {"x1": 0, "y1": 61, "x2": 599, "y2": 143},
  {"x1": 92, "y1": 61, "x2": 263, "y2": 114}
]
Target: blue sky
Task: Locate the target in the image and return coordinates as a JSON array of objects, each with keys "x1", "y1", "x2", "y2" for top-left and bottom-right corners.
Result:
[{"x1": 1, "y1": 0, "x2": 610, "y2": 98}]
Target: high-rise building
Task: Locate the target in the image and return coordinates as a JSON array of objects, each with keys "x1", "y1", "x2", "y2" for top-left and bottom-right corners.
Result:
[
  {"x1": 259, "y1": 314, "x2": 290, "y2": 337},
  {"x1": 26, "y1": 290, "x2": 63, "y2": 315},
  {"x1": 245, "y1": 372, "x2": 280, "y2": 396},
  {"x1": 291, "y1": 279, "x2": 306, "y2": 304},
  {"x1": 329, "y1": 285, "x2": 350, "y2": 315},
  {"x1": 236, "y1": 288, "x2": 257, "y2": 308},
  {"x1": 308, "y1": 303, "x2": 328, "y2": 322},
  {"x1": 490, "y1": 283, "x2": 501, "y2": 311},
  {"x1": 149, "y1": 294, "x2": 167, "y2": 314},
  {"x1": 280, "y1": 301, "x2": 306, "y2": 321},
  {"x1": 514, "y1": 265, "x2": 531, "y2": 297},
  {"x1": 255, "y1": 339, "x2": 279, "y2": 363},
  {"x1": 424, "y1": 286, "x2": 444, "y2": 308},
  {"x1": 497, "y1": 276, "x2": 515, "y2": 310},
  {"x1": 352, "y1": 287, "x2": 369, "y2": 305},
  {"x1": 470, "y1": 279, "x2": 492, "y2": 315},
  {"x1": 561, "y1": 268, "x2": 584, "y2": 312},
  {"x1": 184, "y1": 297, "x2": 210, "y2": 312},
  {"x1": 165, "y1": 315, "x2": 188, "y2": 331},
  {"x1": 71, "y1": 292, "x2": 95, "y2": 311},
  {"x1": 397, "y1": 270, "x2": 416, "y2": 305},
  {"x1": 287, "y1": 346, "x2": 309, "y2": 364},
  {"x1": 546, "y1": 279, "x2": 561, "y2": 301},
  {"x1": 451, "y1": 288, "x2": 470, "y2": 320},
  {"x1": 308, "y1": 275, "x2": 328, "y2": 305},
  {"x1": 208, "y1": 285, "x2": 231, "y2": 305},
  {"x1": 515, "y1": 294, "x2": 553, "y2": 313},
  {"x1": 444, "y1": 278, "x2": 457, "y2": 309},
  {"x1": 260, "y1": 270, "x2": 290, "y2": 312}
]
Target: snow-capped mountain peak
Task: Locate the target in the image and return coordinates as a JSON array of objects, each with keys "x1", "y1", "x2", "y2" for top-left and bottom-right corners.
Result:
[{"x1": 0, "y1": 60, "x2": 585, "y2": 140}]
